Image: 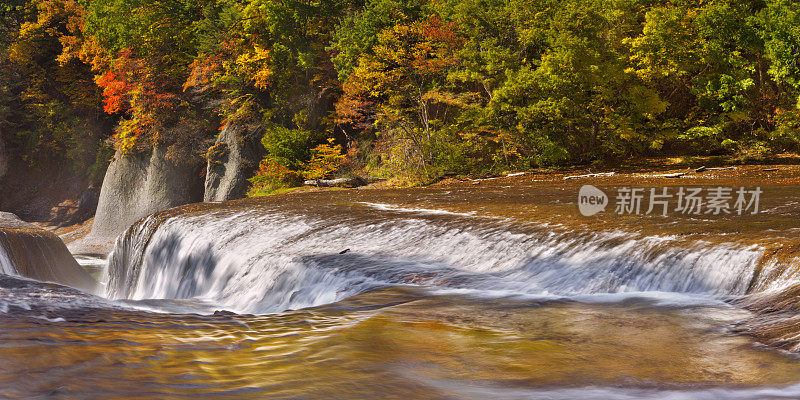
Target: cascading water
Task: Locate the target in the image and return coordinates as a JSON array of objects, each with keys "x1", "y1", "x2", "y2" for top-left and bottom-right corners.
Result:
[
  {"x1": 7, "y1": 181, "x2": 800, "y2": 399},
  {"x1": 0, "y1": 217, "x2": 104, "y2": 317},
  {"x1": 106, "y1": 201, "x2": 768, "y2": 314},
  {"x1": 0, "y1": 236, "x2": 15, "y2": 276},
  {"x1": 0, "y1": 227, "x2": 96, "y2": 292}
]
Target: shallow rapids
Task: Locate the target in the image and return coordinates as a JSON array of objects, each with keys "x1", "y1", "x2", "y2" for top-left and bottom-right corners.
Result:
[
  {"x1": 105, "y1": 202, "x2": 763, "y2": 314},
  {"x1": 5, "y1": 177, "x2": 800, "y2": 399}
]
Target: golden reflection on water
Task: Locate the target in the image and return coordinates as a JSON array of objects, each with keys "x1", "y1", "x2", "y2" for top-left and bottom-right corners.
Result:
[
  {"x1": 1, "y1": 288, "x2": 800, "y2": 399},
  {"x1": 10, "y1": 170, "x2": 800, "y2": 398}
]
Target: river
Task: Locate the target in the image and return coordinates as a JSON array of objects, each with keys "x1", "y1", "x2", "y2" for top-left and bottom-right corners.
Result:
[{"x1": 2, "y1": 172, "x2": 800, "y2": 399}]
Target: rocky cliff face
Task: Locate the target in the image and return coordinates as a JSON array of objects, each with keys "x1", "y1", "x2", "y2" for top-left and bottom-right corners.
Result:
[
  {"x1": 0, "y1": 134, "x2": 7, "y2": 181},
  {"x1": 204, "y1": 124, "x2": 264, "y2": 202},
  {"x1": 0, "y1": 212, "x2": 96, "y2": 292},
  {"x1": 0, "y1": 134, "x2": 98, "y2": 224},
  {"x1": 82, "y1": 147, "x2": 204, "y2": 251}
]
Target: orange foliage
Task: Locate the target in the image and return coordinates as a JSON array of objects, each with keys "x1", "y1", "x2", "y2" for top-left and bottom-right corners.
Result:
[
  {"x1": 94, "y1": 49, "x2": 141, "y2": 114},
  {"x1": 184, "y1": 41, "x2": 236, "y2": 93},
  {"x1": 303, "y1": 138, "x2": 345, "y2": 179},
  {"x1": 95, "y1": 70, "x2": 131, "y2": 114},
  {"x1": 94, "y1": 47, "x2": 192, "y2": 151}
]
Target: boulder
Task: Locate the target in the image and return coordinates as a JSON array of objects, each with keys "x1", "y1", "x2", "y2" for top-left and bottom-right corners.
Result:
[
  {"x1": 83, "y1": 147, "x2": 204, "y2": 251},
  {"x1": 204, "y1": 124, "x2": 265, "y2": 202},
  {"x1": 0, "y1": 212, "x2": 96, "y2": 292}
]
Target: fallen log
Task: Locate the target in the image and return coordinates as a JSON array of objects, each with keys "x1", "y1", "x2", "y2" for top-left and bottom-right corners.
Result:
[
  {"x1": 633, "y1": 171, "x2": 687, "y2": 178},
  {"x1": 304, "y1": 177, "x2": 384, "y2": 188},
  {"x1": 563, "y1": 172, "x2": 616, "y2": 180},
  {"x1": 656, "y1": 172, "x2": 686, "y2": 178},
  {"x1": 691, "y1": 166, "x2": 737, "y2": 174}
]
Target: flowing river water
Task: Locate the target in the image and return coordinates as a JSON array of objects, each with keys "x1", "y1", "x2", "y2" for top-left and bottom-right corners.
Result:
[{"x1": 3, "y1": 171, "x2": 800, "y2": 399}]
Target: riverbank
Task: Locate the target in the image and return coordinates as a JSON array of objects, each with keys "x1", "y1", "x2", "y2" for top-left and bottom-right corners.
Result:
[
  {"x1": 253, "y1": 153, "x2": 800, "y2": 193},
  {"x1": 52, "y1": 161, "x2": 800, "y2": 257},
  {"x1": 246, "y1": 162, "x2": 800, "y2": 246}
]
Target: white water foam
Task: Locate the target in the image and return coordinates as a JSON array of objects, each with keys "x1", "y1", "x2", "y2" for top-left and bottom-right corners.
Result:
[
  {"x1": 0, "y1": 241, "x2": 15, "y2": 276},
  {"x1": 105, "y1": 204, "x2": 765, "y2": 314}
]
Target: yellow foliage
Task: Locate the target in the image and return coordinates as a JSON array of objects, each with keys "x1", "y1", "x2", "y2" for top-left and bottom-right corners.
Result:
[
  {"x1": 303, "y1": 138, "x2": 346, "y2": 180},
  {"x1": 115, "y1": 118, "x2": 142, "y2": 154},
  {"x1": 235, "y1": 46, "x2": 273, "y2": 89}
]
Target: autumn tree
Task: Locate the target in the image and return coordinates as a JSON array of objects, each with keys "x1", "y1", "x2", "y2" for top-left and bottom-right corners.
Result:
[
  {"x1": 760, "y1": 0, "x2": 800, "y2": 149},
  {"x1": 334, "y1": 14, "x2": 467, "y2": 178},
  {"x1": 0, "y1": 0, "x2": 113, "y2": 186},
  {"x1": 82, "y1": 0, "x2": 218, "y2": 159}
]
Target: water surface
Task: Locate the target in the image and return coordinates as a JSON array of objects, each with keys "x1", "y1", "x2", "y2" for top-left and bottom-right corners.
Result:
[{"x1": 5, "y1": 174, "x2": 800, "y2": 399}]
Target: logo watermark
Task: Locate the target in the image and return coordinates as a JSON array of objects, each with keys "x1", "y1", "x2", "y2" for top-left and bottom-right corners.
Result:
[
  {"x1": 578, "y1": 185, "x2": 609, "y2": 216},
  {"x1": 578, "y1": 185, "x2": 761, "y2": 216}
]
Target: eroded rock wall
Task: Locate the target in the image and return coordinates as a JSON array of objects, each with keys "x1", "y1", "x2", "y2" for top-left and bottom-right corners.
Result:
[
  {"x1": 204, "y1": 124, "x2": 264, "y2": 202},
  {"x1": 84, "y1": 147, "x2": 204, "y2": 250}
]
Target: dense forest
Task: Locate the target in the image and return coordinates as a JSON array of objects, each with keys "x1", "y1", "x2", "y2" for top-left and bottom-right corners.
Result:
[{"x1": 1, "y1": 0, "x2": 799, "y2": 195}]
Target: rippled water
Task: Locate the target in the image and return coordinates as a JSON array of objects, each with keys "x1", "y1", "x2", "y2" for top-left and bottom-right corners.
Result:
[
  {"x1": 4, "y1": 177, "x2": 800, "y2": 399},
  {"x1": 2, "y1": 276, "x2": 800, "y2": 400}
]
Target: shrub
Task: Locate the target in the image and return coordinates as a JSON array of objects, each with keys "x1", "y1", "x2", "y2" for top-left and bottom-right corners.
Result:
[{"x1": 303, "y1": 139, "x2": 346, "y2": 180}]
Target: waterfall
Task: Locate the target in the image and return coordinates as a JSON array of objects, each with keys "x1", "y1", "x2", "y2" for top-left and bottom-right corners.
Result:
[
  {"x1": 105, "y1": 203, "x2": 774, "y2": 314},
  {"x1": 0, "y1": 228, "x2": 97, "y2": 292},
  {"x1": 0, "y1": 236, "x2": 15, "y2": 276}
]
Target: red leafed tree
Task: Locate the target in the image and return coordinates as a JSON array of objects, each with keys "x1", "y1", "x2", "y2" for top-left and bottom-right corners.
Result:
[{"x1": 96, "y1": 70, "x2": 131, "y2": 114}]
